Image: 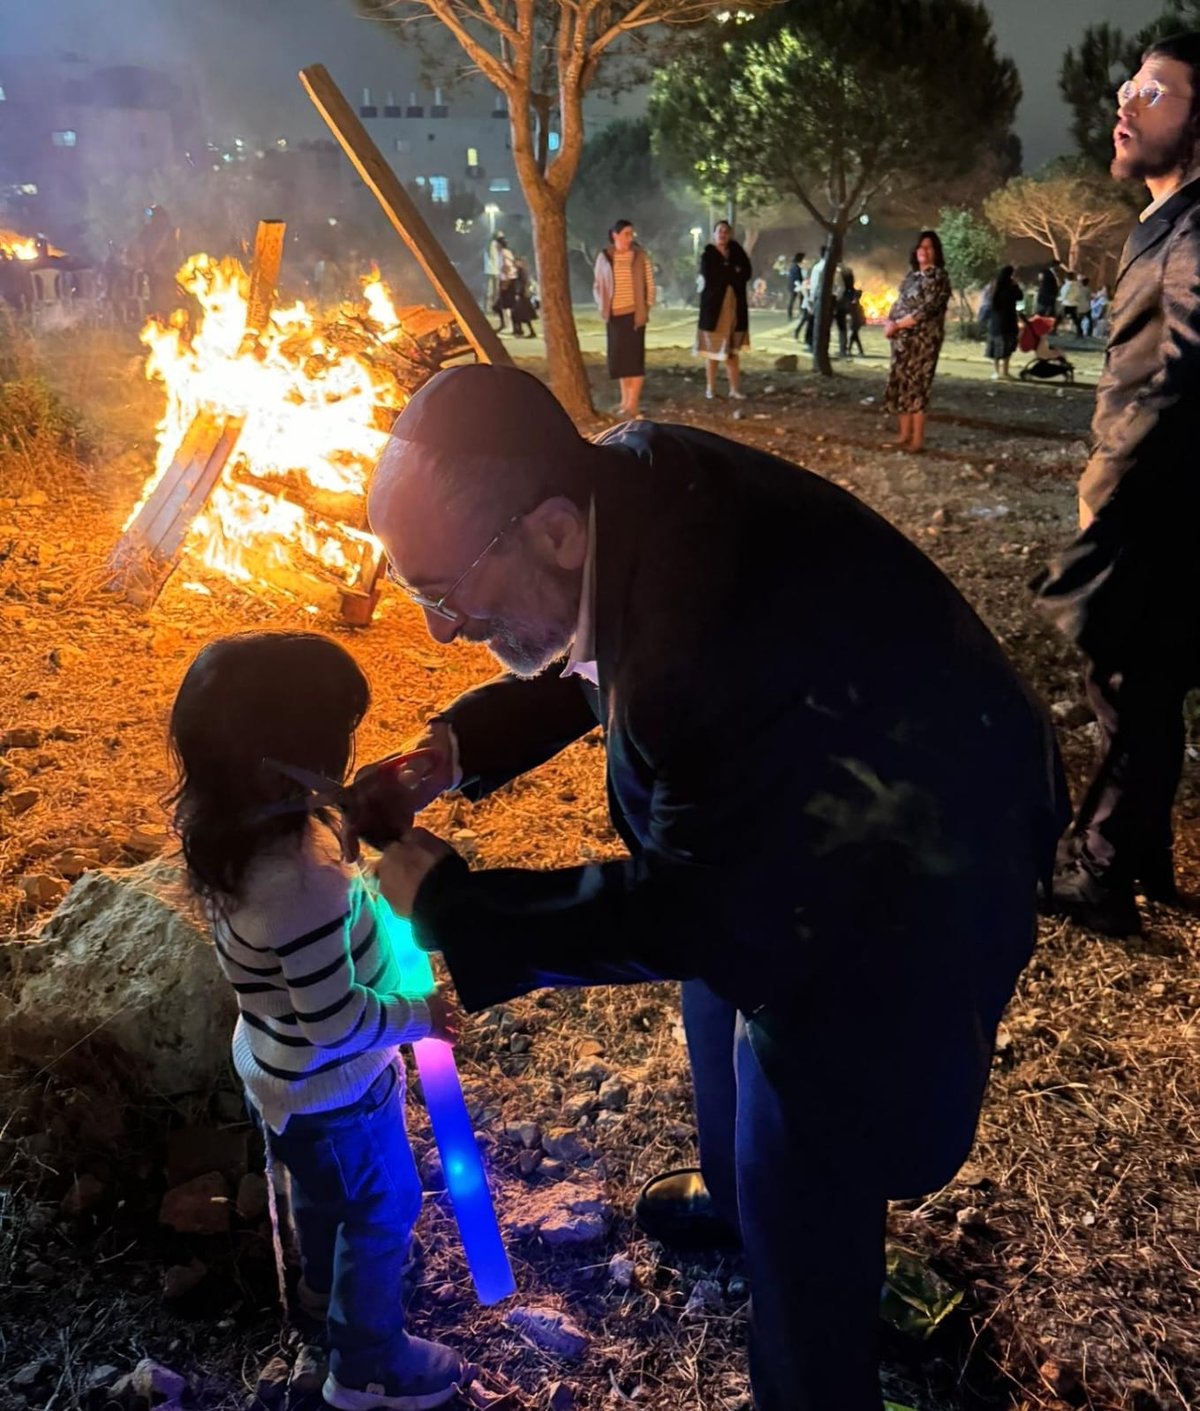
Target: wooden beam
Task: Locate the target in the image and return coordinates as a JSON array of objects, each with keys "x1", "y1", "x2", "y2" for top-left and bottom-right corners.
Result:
[
  {"x1": 298, "y1": 64, "x2": 513, "y2": 369},
  {"x1": 243, "y1": 219, "x2": 287, "y2": 344}
]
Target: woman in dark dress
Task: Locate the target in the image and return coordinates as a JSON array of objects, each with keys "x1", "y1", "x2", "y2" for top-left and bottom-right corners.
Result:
[
  {"x1": 883, "y1": 229, "x2": 952, "y2": 453},
  {"x1": 695, "y1": 220, "x2": 752, "y2": 401},
  {"x1": 984, "y1": 265, "x2": 1021, "y2": 380}
]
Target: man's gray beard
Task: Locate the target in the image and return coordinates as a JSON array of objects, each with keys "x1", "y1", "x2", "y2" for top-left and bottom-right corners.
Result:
[{"x1": 485, "y1": 620, "x2": 573, "y2": 679}]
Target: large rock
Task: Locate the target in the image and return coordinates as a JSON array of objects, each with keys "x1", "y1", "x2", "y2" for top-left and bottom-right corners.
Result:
[{"x1": 0, "y1": 860, "x2": 235, "y2": 1093}]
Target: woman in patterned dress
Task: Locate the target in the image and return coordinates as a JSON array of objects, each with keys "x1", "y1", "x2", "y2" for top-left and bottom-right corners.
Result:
[
  {"x1": 883, "y1": 230, "x2": 952, "y2": 453},
  {"x1": 695, "y1": 220, "x2": 752, "y2": 400}
]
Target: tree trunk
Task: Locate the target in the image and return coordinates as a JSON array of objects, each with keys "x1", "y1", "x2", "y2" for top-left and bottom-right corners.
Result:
[
  {"x1": 526, "y1": 186, "x2": 595, "y2": 420},
  {"x1": 1068, "y1": 235, "x2": 1081, "y2": 272},
  {"x1": 812, "y1": 221, "x2": 845, "y2": 377}
]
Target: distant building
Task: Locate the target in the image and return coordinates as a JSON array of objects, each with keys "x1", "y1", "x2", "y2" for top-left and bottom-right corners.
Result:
[{"x1": 0, "y1": 54, "x2": 205, "y2": 244}]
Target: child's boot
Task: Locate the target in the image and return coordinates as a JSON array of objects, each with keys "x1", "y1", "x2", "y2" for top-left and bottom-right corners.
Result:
[{"x1": 323, "y1": 1334, "x2": 473, "y2": 1411}]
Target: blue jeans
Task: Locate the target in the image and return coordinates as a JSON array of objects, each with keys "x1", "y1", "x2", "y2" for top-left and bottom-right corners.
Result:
[
  {"x1": 267, "y1": 1063, "x2": 423, "y2": 1388},
  {"x1": 682, "y1": 980, "x2": 887, "y2": 1411}
]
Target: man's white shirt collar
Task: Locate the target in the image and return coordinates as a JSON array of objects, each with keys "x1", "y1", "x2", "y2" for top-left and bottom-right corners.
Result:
[{"x1": 562, "y1": 497, "x2": 598, "y2": 688}]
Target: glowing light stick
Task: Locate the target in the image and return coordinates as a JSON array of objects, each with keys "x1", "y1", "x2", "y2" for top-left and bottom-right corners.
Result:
[{"x1": 377, "y1": 898, "x2": 516, "y2": 1305}]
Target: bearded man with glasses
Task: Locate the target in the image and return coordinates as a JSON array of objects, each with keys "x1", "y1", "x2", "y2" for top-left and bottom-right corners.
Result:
[
  {"x1": 358, "y1": 360, "x2": 1067, "y2": 1411},
  {"x1": 1037, "y1": 32, "x2": 1200, "y2": 936}
]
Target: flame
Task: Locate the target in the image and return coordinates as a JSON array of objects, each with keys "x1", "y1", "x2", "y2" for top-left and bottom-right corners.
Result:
[
  {"x1": 0, "y1": 229, "x2": 65, "y2": 261},
  {"x1": 127, "y1": 254, "x2": 410, "y2": 593},
  {"x1": 860, "y1": 281, "x2": 899, "y2": 323}
]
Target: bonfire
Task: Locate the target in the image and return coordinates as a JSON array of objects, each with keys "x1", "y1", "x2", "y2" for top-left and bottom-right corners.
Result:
[{"x1": 120, "y1": 253, "x2": 461, "y2": 611}]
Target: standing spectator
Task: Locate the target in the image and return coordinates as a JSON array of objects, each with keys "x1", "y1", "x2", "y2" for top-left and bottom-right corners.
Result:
[
  {"x1": 984, "y1": 265, "x2": 1022, "y2": 379},
  {"x1": 835, "y1": 267, "x2": 866, "y2": 357},
  {"x1": 484, "y1": 232, "x2": 503, "y2": 320},
  {"x1": 786, "y1": 251, "x2": 806, "y2": 321},
  {"x1": 1089, "y1": 282, "x2": 1110, "y2": 338},
  {"x1": 883, "y1": 230, "x2": 952, "y2": 453},
  {"x1": 509, "y1": 257, "x2": 538, "y2": 338},
  {"x1": 1036, "y1": 31, "x2": 1200, "y2": 935},
  {"x1": 695, "y1": 220, "x2": 751, "y2": 401},
  {"x1": 492, "y1": 236, "x2": 518, "y2": 332},
  {"x1": 1036, "y1": 261, "x2": 1060, "y2": 317},
  {"x1": 1078, "y1": 276, "x2": 1094, "y2": 334},
  {"x1": 801, "y1": 244, "x2": 824, "y2": 351},
  {"x1": 1059, "y1": 270, "x2": 1084, "y2": 335},
  {"x1": 594, "y1": 219, "x2": 655, "y2": 419}
]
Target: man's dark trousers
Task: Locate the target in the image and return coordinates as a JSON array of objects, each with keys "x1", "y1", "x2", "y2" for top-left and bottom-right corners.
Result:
[
  {"x1": 683, "y1": 981, "x2": 887, "y2": 1411},
  {"x1": 1074, "y1": 654, "x2": 1198, "y2": 882}
]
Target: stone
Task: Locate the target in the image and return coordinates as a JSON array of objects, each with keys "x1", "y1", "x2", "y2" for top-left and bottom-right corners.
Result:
[
  {"x1": 541, "y1": 1127, "x2": 589, "y2": 1165},
  {"x1": 254, "y1": 1355, "x2": 291, "y2": 1408},
  {"x1": 569, "y1": 1057, "x2": 611, "y2": 1087},
  {"x1": 508, "y1": 1179, "x2": 613, "y2": 1244},
  {"x1": 1050, "y1": 698, "x2": 1093, "y2": 730},
  {"x1": 19, "y1": 874, "x2": 67, "y2": 906},
  {"x1": 516, "y1": 1121, "x2": 540, "y2": 1148},
  {"x1": 540, "y1": 1209, "x2": 609, "y2": 1247},
  {"x1": 420, "y1": 1149, "x2": 446, "y2": 1191},
  {"x1": 289, "y1": 1345, "x2": 328, "y2": 1396},
  {"x1": 126, "y1": 824, "x2": 170, "y2": 860},
  {"x1": 596, "y1": 1077, "x2": 629, "y2": 1111},
  {"x1": 83, "y1": 1365, "x2": 121, "y2": 1392},
  {"x1": 131, "y1": 1357, "x2": 187, "y2": 1401},
  {"x1": 517, "y1": 1149, "x2": 543, "y2": 1179},
  {"x1": 0, "y1": 860, "x2": 236, "y2": 1093},
  {"x1": 60, "y1": 1173, "x2": 106, "y2": 1216},
  {"x1": 773, "y1": 354, "x2": 799, "y2": 372},
  {"x1": 562, "y1": 1092, "x2": 596, "y2": 1124},
  {"x1": 683, "y1": 1278, "x2": 723, "y2": 1317},
  {"x1": 163, "y1": 1260, "x2": 207, "y2": 1300},
  {"x1": 12, "y1": 1362, "x2": 44, "y2": 1388},
  {"x1": 52, "y1": 849, "x2": 98, "y2": 881},
  {"x1": 159, "y1": 1172, "x2": 231, "y2": 1234},
  {"x1": 574, "y1": 1037, "x2": 605, "y2": 1058},
  {"x1": 509, "y1": 1032, "x2": 532, "y2": 1053},
  {"x1": 47, "y1": 724, "x2": 84, "y2": 742},
  {"x1": 539, "y1": 1159, "x2": 566, "y2": 1180},
  {"x1": 7, "y1": 788, "x2": 40, "y2": 815},
  {"x1": 1, "y1": 727, "x2": 43, "y2": 750},
  {"x1": 236, "y1": 1171, "x2": 268, "y2": 1222},
  {"x1": 608, "y1": 1254, "x2": 635, "y2": 1289},
  {"x1": 506, "y1": 1306, "x2": 589, "y2": 1360},
  {"x1": 547, "y1": 1382, "x2": 576, "y2": 1411}
]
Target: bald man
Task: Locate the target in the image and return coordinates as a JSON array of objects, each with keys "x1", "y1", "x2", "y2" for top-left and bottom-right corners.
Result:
[{"x1": 366, "y1": 364, "x2": 1066, "y2": 1411}]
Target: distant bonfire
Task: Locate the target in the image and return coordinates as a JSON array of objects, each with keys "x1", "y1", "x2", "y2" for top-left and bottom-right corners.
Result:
[{"x1": 0, "y1": 230, "x2": 65, "y2": 261}]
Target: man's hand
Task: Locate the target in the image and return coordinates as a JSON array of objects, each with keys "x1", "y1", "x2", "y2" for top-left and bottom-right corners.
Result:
[
  {"x1": 355, "y1": 720, "x2": 458, "y2": 814},
  {"x1": 342, "y1": 721, "x2": 458, "y2": 859},
  {"x1": 425, "y1": 989, "x2": 463, "y2": 1045},
  {"x1": 883, "y1": 318, "x2": 897, "y2": 339},
  {"x1": 375, "y1": 828, "x2": 457, "y2": 918}
]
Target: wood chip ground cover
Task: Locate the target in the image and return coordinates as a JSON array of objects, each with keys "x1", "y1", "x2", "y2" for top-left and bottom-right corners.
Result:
[{"x1": 0, "y1": 327, "x2": 1196, "y2": 1410}]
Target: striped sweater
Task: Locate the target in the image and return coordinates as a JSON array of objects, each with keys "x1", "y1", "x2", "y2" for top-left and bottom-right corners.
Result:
[{"x1": 208, "y1": 823, "x2": 431, "y2": 1134}]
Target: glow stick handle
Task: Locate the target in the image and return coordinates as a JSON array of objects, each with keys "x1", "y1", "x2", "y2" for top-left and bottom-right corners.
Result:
[{"x1": 377, "y1": 899, "x2": 516, "y2": 1305}]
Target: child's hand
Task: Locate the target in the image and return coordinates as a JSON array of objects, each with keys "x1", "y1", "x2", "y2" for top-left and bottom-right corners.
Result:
[
  {"x1": 425, "y1": 990, "x2": 463, "y2": 1046},
  {"x1": 375, "y1": 827, "x2": 457, "y2": 916}
]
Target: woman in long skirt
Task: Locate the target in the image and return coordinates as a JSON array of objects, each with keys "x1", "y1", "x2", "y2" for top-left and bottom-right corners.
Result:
[{"x1": 883, "y1": 229, "x2": 952, "y2": 453}]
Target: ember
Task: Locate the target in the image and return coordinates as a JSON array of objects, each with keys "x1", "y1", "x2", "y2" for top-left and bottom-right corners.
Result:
[{"x1": 0, "y1": 229, "x2": 64, "y2": 261}]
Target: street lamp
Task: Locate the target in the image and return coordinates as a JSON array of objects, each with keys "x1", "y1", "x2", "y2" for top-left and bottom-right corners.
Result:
[
  {"x1": 484, "y1": 202, "x2": 501, "y2": 233},
  {"x1": 690, "y1": 225, "x2": 702, "y2": 258}
]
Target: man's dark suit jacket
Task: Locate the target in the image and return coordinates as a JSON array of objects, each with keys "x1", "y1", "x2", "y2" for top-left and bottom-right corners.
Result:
[
  {"x1": 414, "y1": 422, "x2": 1067, "y2": 1196},
  {"x1": 1036, "y1": 176, "x2": 1200, "y2": 670}
]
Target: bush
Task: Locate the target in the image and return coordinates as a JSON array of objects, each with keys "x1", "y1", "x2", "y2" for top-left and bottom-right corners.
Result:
[{"x1": 0, "y1": 320, "x2": 93, "y2": 492}]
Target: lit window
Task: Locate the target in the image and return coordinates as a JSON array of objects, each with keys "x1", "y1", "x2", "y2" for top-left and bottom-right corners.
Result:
[
  {"x1": 395, "y1": 138, "x2": 410, "y2": 154},
  {"x1": 466, "y1": 146, "x2": 479, "y2": 167},
  {"x1": 19, "y1": 183, "x2": 38, "y2": 196},
  {"x1": 429, "y1": 175, "x2": 449, "y2": 203},
  {"x1": 415, "y1": 175, "x2": 426, "y2": 186},
  {"x1": 0, "y1": 85, "x2": 6, "y2": 102},
  {"x1": 51, "y1": 130, "x2": 77, "y2": 147},
  {"x1": 488, "y1": 177, "x2": 511, "y2": 193},
  {"x1": 548, "y1": 131, "x2": 560, "y2": 152}
]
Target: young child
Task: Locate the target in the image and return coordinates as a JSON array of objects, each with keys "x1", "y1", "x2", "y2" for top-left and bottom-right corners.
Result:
[{"x1": 168, "y1": 630, "x2": 471, "y2": 1411}]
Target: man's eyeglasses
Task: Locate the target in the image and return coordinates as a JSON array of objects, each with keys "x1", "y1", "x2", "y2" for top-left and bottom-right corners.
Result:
[
  {"x1": 1116, "y1": 79, "x2": 1189, "y2": 112},
  {"x1": 384, "y1": 512, "x2": 525, "y2": 622}
]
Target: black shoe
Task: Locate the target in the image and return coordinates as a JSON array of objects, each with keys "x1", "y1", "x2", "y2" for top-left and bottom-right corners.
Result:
[
  {"x1": 633, "y1": 1167, "x2": 740, "y2": 1251},
  {"x1": 1134, "y1": 851, "x2": 1179, "y2": 904},
  {"x1": 1046, "y1": 862, "x2": 1142, "y2": 937}
]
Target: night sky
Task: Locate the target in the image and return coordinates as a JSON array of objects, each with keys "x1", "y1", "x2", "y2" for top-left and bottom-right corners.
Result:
[{"x1": 0, "y1": 0, "x2": 1171, "y2": 166}]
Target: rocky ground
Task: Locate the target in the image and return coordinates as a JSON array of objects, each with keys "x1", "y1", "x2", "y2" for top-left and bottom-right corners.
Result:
[{"x1": 0, "y1": 324, "x2": 1197, "y2": 1411}]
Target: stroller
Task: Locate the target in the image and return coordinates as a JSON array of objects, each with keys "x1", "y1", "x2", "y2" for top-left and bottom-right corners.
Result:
[{"x1": 1017, "y1": 314, "x2": 1074, "y2": 383}]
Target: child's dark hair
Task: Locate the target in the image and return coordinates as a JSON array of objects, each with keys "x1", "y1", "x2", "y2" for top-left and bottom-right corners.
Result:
[{"x1": 168, "y1": 632, "x2": 369, "y2": 902}]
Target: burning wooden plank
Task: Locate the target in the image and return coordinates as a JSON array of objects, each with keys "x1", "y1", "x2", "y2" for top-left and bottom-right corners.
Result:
[
  {"x1": 299, "y1": 64, "x2": 512, "y2": 371},
  {"x1": 109, "y1": 219, "x2": 285, "y2": 607}
]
